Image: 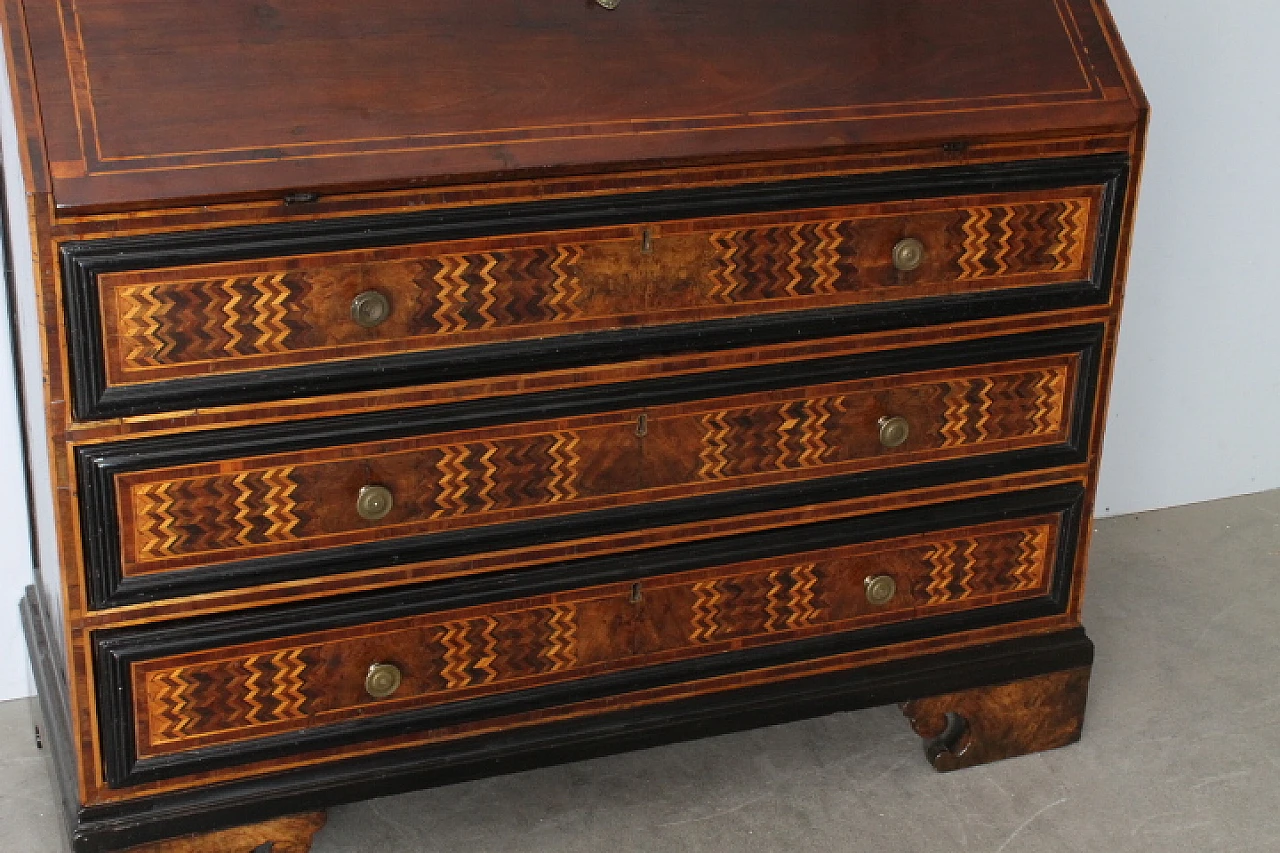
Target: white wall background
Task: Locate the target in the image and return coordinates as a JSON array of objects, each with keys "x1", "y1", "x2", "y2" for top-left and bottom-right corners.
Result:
[
  {"x1": 1, "y1": 0, "x2": 1279, "y2": 700},
  {"x1": 1095, "y1": 0, "x2": 1280, "y2": 515},
  {"x1": 0, "y1": 227, "x2": 31, "y2": 702}
]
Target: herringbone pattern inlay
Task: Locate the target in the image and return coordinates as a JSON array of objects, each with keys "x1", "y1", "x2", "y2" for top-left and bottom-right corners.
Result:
[
  {"x1": 427, "y1": 432, "x2": 582, "y2": 518},
  {"x1": 140, "y1": 604, "x2": 578, "y2": 750},
  {"x1": 699, "y1": 365, "x2": 1070, "y2": 480},
  {"x1": 697, "y1": 396, "x2": 849, "y2": 481},
  {"x1": 105, "y1": 195, "x2": 1094, "y2": 379},
  {"x1": 146, "y1": 648, "x2": 311, "y2": 746},
  {"x1": 707, "y1": 221, "x2": 855, "y2": 302},
  {"x1": 952, "y1": 199, "x2": 1091, "y2": 280},
  {"x1": 418, "y1": 246, "x2": 584, "y2": 335},
  {"x1": 117, "y1": 273, "x2": 301, "y2": 369},
  {"x1": 132, "y1": 466, "x2": 302, "y2": 560},
  {"x1": 923, "y1": 524, "x2": 1053, "y2": 605},
  {"x1": 135, "y1": 518, "x2": 1057, "y2": 754},
  {"x1": 122, "y1": 359, "x2": 1071, "y2": 570},
  {"x1": 938, "y1": 366, "x2": 1069, "y2": 449},
  {"x1": 690, "y1": 562, "x2": 825, "y2": 643}
]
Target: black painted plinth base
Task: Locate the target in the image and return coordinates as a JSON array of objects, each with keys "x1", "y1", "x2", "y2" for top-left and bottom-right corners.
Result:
[{"x1": 21, "y1": 584, "x2": 1093, "y2": 853}]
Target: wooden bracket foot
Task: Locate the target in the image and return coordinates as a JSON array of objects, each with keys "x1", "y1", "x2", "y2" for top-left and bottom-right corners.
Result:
[
  {"x1": 901, "y1": 666, "x2": 1091, "y2": 772},
  {"x1": 122, "y1": 812, "x2": 327, "y2": 853}
]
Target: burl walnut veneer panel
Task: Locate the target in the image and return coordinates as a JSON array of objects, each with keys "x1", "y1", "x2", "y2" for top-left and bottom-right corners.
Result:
[
  {"x1": 902, "y1": 666, "x2": 1091, "y2": 771},
  {"x1": 96, "y1": 187, "x2": 1099, "y2": 388}
]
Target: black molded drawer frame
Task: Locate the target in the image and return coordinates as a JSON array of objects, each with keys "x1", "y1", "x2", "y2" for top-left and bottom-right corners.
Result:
[
  {"x1": 78, "y1": 324, "x2": 1105, "y2": 608},
  {"x1": 63, "y1": 154, "x2": 1128, "y2": 421},
  {"x1": 94, "y1": 481, "x2": 1087, "y2": 788}
]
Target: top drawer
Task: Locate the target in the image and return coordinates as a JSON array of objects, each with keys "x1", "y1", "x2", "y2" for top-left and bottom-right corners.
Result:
[{"x1": 64, "y1": 156, "x2": 1128, "y2": 420}]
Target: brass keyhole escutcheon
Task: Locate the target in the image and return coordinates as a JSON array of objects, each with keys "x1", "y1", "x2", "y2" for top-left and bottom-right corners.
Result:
[
  {"x1": 636, "y1": 413, "x2": 649, "y2": 438},
  {"x1": 640, "y1": 228, "x2": 654, "y2": 255},
  {"x1": 878, "y1": 415, "x2": 911, "y2": 449},
  {"x1": 357, "y1": 485, "x2": 394, "y2": 521},
  {"x1": 864, "y1": 575, "x2": 897, "y2": 607},
  {"x1": 351, "y1": 289, "x2": 391, "y2": 329},
  {"x1": 365, "y1": 662, "x2": 402, "y2": 699},
  {"x1": 892, "y1": 237, "x2": 926, "y2": 272},
  {"x1": 629, "y1": 582, "x2": 644, "y2": 605}
]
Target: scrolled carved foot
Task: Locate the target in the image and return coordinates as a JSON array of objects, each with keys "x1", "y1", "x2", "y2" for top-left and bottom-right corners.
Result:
[
  {"x1": 123, "y1": 812, "x2": 327, "y2": 853},
  {"x1": 900, "y1": 666, "x2": 1091, "y2": 772}
]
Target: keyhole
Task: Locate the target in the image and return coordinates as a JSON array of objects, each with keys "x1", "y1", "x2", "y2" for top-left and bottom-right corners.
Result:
[
  {"x1": 629, "y1": 582, "x2": 644, "y2": 604},
  {"x1": 641, "y1": 228, "x2": 654, "y2": 255},
  {"x1": 635, "y1": 413, "x2": 649, "y2": 438}
]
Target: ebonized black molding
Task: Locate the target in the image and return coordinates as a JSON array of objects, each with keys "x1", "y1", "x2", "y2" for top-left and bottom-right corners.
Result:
[
  {"x1": 93, "y1": 482, "x2": 1086, "y2": 789},
  {"x1": 78, "y1": 324, "x2": 1105, "y2": 608},
  {"x1": 51, "y1": 613, "x2": 1093, "y2": 853},
  {"x1": 62, "y1": 154, "x2": 1129, "y2": 420},
  {"x1": 20, "y1": 586, "x2": 80, "y2": 843}
]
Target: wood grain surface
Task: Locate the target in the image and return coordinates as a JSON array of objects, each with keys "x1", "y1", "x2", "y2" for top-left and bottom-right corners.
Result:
[
  {"x1": 0, "y1": 0, "x2": 1147, "y2": 831},
  {"x1": 901, "y1": 666, "x2": 1091, "y2": 771},
  {"x1": 95, "y1": 186, "x2": 1099, "y2": 387},
  {"x1": 112, "y1": 353, "x2": 1077, "y2": 579},
  {"x1": 120, "y1": 811, "x2": 326, "y2": 853},
  {"x1": 130, "y1": 514, "x2": 1059, "y2": 759},
  {"x1": 13, "y1": 0, "x2": 1139, "y2": 210}
]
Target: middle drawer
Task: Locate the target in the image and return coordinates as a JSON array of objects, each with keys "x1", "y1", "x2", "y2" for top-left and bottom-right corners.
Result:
[{"x1": 79, "y1": 326, "x2": 1102, "y2": 608}]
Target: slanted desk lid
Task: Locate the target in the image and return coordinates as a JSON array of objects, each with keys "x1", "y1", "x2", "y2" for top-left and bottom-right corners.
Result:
[{"x1": 12, "y1": 0, "x2": 1141, "y2": 211}]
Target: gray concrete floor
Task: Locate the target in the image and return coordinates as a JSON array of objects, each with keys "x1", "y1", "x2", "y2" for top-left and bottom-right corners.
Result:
[{"x1": 4, "y1": 489, "x2": 1279, "y2": 852}]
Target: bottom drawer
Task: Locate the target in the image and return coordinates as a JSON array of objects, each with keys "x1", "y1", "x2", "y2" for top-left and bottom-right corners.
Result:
[{"x1": 96, "y1": 483, "x2": 1085, "y2": 788}]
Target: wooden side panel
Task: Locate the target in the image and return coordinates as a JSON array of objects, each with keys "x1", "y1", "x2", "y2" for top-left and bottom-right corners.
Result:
[
  {"x1": 113, "y1": 354, "x2": 1077, "y2": 578},
  {"x1": 95, "y1": 187, "x2": 1100, "y2": 387},
  {"x1": 130, "y1": 515, "x2": 1059, "y2": 760},
  {"x1": 0, "y1": 8, "x2": 64, "y2": 670}
]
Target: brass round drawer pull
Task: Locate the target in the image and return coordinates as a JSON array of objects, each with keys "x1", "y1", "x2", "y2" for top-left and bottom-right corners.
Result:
[
  {"x1": 365, "y1": 662, "x2": 402, "y2": 699},
  {"x1": 865, "y1": 574, "x2": 897, "y2": 607},
  {"x1": 878, "y1": 415, "x2": 911, "y2": 448},
  {"x1": 351, "y1": 289, "x2": 391, "y2": 328},
  {"x1": 892, "y1": 237, "x2": 925, "y2": 272},
  {"x1": 356, "y1": 485, "x2": 395, "y2": 521}
]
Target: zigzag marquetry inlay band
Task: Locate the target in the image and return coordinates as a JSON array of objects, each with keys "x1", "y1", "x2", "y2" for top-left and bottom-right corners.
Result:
[
  {"x1": 147, "y1": 648, "x2": 309, "y2": 746},
  {"x1": 923, "y1": 525, "x2": 1051, "y2": 605},
  {"x1": 953, "y1": 199, "x2": 1090, "y2": 281},
  {"x1": 938, "y1": 367, "x2": 1069, "y2": 449},
  {"x1": 101, "y1": 189, "x2": 1098, "y2": 383},
  {"x1": 116, "y1": 273, "x2": 298, "y2": 370},
  {"x1": 133, "y1": 516, "x2": 1059, "y2": 757},
  {"x1": 120, "y1": 358, "x2": 1075, "y2": 572},
  {"x1": 132, "y1": 467, "x2": 304, "y2": 560}
]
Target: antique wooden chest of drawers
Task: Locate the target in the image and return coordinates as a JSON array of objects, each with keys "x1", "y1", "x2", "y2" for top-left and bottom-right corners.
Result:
[{"x1": 3, "y1": 1, "x2": 1145, "y2": 850}]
